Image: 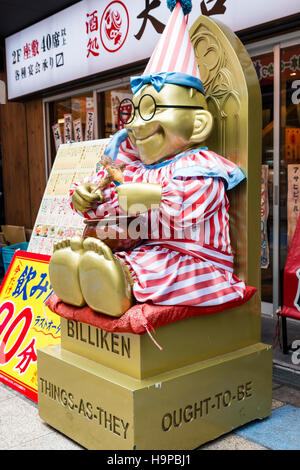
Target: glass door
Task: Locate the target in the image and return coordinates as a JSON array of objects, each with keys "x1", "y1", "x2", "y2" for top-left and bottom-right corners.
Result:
[
  {"x1": 279, "y1": 44, "x2": 300, "y2": 289},
  {"x1": 248, "y1": 34, "x2": 300, "y2": 316}
]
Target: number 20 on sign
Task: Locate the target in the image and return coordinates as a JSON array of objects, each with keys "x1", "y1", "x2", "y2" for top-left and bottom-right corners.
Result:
[{"x1": 0, "y1": 251, "x2": 61, "y2": 402}]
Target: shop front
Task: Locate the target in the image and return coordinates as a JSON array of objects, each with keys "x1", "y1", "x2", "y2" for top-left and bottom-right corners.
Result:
[
  {"x1": 248, "y1": 37, "x2": 300, "y2": 317},
  {"x1": 1, "y1": 1, "x2": 300, "y2": 328}
]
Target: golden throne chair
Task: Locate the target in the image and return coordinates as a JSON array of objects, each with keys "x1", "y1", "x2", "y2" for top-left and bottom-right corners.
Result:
[
  {"x1": 192, "y1": 16, "x2": 262, "y2": 294},
  {"x1": 38, "y1": 15, "x2": 272, "y2": 450}
]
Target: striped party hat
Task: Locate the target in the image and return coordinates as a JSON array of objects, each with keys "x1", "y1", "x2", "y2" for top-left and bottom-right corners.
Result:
[{"x1": 131, "y1": 0, "x2": 204, "y2": 95}]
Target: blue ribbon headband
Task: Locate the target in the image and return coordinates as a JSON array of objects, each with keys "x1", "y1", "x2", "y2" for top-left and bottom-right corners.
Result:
[{"x1": 130, "y1": 72, "x2": 205, "y2": 95}]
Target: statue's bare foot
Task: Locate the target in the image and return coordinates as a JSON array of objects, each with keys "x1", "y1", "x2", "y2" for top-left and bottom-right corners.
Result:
[
  {"x1": 49, "y1": 236, "x2": 86, "y2": 307},
  {"x1": 79, "y1": 237, "x2": 132, "y2": 317}
]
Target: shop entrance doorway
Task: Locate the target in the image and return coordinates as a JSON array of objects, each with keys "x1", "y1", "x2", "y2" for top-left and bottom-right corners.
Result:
[{"x1": 248, "y1": 32, "x2": 300, "y2": 380}]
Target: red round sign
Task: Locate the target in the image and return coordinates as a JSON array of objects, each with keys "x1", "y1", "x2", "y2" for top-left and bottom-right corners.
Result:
[{"x1": 100, "y1": 1, "x2": 129, "y2": 53}]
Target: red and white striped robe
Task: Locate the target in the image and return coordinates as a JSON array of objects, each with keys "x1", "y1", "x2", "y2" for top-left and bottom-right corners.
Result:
[{"x1": 70, "y1": 144, "x2": 246, "y2": 307}]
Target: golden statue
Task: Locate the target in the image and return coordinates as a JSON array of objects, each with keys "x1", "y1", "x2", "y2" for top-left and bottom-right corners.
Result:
[
  {"x1": 48, "y1": 1, "x2": 258, "y2": 320},
  {"x1": 38, "y1": 4, "x2": 272, "y2": 451}
]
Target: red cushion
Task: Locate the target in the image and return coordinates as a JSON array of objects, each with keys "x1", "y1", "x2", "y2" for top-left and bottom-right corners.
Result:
[
  {"x1": 46, "y1": 285, "x2": 257, "y2": 335},
  {"x1": 281, "y1": 306, "x2": 300, "y2": 320}
]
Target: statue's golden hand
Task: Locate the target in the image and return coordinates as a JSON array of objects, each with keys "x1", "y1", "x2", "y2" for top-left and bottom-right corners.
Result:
[
  {"x1": 117, "y1": 183, "x2": 162, "y2": 215},
  {"x1": 72, "y1": 183, "x2": 104, "y2": 213}
]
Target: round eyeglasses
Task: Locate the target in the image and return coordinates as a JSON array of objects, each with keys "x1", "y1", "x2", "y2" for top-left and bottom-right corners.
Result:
[{"x1": 118, "y1": 94, "x2": 203, "y2": 125}]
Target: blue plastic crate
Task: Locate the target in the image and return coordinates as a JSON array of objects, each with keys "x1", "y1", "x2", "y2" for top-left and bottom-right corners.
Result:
[{"x1": 2, "y1": 242, "x2": 29, "y2": 273}]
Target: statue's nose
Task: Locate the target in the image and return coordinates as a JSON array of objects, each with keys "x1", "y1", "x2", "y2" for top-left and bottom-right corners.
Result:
[{"x1": 128, "y1": 116, "x2": 155, "y2": 139}]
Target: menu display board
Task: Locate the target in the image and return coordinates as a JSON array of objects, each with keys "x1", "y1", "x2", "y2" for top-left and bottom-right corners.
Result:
[{"x1": 28, "y1": 139, "x2": 109, "y2": 255}]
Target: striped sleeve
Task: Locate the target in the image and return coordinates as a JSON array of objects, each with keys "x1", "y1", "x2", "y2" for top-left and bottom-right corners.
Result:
[
  {"x1": 69, "y1": 170, "x2": 121, "y2": 220},
  {"x1": 159, "y1": 176, "x2": 227, "y2": 231}
]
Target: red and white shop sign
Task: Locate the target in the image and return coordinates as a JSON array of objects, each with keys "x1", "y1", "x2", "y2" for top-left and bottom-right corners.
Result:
[{"x1": 5, "y1": 0, "x2": 300, "y2": 100}]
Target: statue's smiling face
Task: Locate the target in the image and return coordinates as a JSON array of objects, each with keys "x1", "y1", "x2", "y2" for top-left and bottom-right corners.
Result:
[{"x1": 126, "y1": 83, "x2": 210, "y2": 165}]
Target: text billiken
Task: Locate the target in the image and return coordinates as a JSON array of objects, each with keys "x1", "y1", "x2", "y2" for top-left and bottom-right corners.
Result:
[{"x1": 66, "y1": 319, "x2": 131, "y2": 358}]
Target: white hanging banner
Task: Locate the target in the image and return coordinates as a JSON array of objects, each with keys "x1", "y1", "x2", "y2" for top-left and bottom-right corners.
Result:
[
  {"x1": 85, "y1": 111, "x2": 94, "y2": 141},
  {"x1": 73, "y1": 118, "x2": 83, "y2": 142},
  {"x1": 288, "y1": 164, "x2": 300, "y2": 249},
  {"x1": 0, "y1": 80, "x2": 6, "y2": 104},
  {"x1": 64, "y1": 113, "x2": 72, "y2": 143},
  {"x1": 52, "y1": 123, "x2": 63, "y2": 151}
]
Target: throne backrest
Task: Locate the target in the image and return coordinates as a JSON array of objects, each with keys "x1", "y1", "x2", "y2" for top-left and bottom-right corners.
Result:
[{"x1": 190, "y1": 16, "x2": 262, "y2": 292}]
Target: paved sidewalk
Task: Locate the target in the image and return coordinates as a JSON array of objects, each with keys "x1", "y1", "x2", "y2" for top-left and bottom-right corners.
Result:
[{"x1": 0, "y1": 378, "x2": 299, "y2": 450}]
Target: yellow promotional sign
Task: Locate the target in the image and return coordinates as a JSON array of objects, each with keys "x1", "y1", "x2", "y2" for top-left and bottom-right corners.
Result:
[{"x1": 0, "y1": 251, "x2": 60, "y2": 402}]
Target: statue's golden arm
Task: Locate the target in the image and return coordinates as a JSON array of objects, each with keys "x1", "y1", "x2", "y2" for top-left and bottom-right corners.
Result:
[
  {"x1": 116, "y1": 183, "x2": 162, "y2": 216},
  {"x1": 72, "y1": 183, "x2": 103, "y2": 213},
  {"x1": 72, "y1": 181, "x2": 162, "y2": 216}
]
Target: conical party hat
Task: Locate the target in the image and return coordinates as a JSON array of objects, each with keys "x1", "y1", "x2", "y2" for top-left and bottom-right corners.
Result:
[{"x1": 131, "y1": 0, "x2": 204, "y2": 95}]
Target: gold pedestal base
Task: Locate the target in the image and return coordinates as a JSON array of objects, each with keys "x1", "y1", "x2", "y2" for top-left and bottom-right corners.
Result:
[
  {"x1": 37, "y1": 342, "x2": 272, "y2": 450},
  {"x1": 60, "y1": 294, "x2": 261, "y2": 379}
]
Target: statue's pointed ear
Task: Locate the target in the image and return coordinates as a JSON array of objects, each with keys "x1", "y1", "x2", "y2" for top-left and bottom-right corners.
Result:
[{"x1": 190, "y1": 110, "x2": 213, "y2": 143}]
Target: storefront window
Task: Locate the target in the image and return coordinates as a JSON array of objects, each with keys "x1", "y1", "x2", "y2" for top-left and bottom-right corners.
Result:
[
  {"x1": 49, "y1": 91, "x2": 95, "y2": 166},
  {"x1": 280, "y1": 44, "x2": 300, "y2": 272},
  {"x1": 251, "y1": 41, "x2": 300, "y2": 308},
  {"x1": 47, "y1": 83, "x2": 133, "y2": 172},
  {"x1": 252, "y1": 52, "x2": 274, "y2": 303}
]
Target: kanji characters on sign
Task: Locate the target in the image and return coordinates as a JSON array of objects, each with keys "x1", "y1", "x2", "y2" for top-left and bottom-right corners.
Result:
[{"x1": 86, "y1": 10, "x2": 100, "y2": 57}]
